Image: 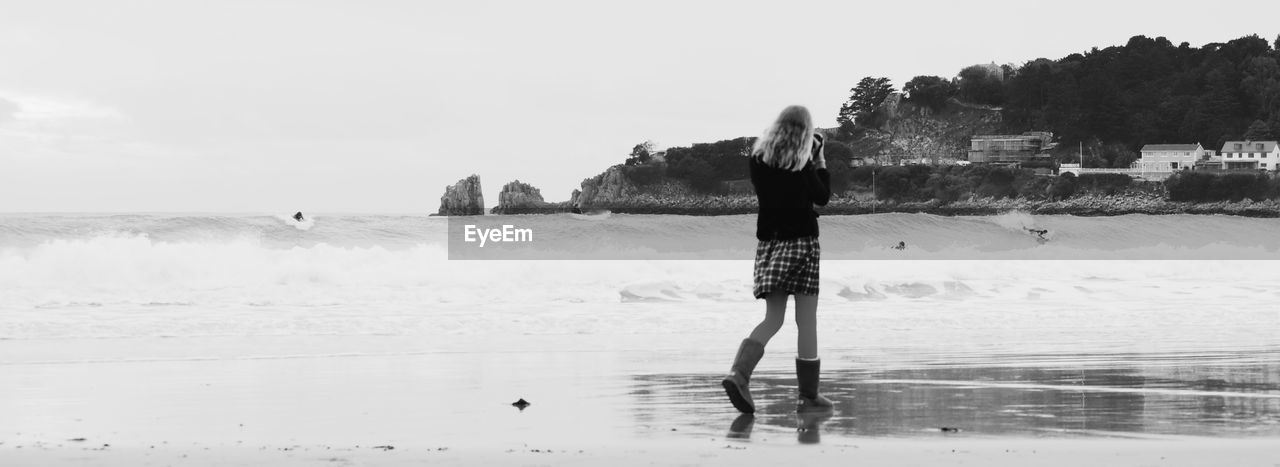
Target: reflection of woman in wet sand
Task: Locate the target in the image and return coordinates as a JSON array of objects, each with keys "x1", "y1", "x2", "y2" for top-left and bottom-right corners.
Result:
[{"x1": 721, "y1": 105, "x2": 833, "y2": 416}]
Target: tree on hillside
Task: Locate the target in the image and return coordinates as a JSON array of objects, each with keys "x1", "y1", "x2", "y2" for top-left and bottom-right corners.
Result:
[
  {"x1": 903, "y1": 75, "x2": 957, "y2": 111},
  {"x1": 1243, "y1": 119, "x2": 1277, "y2": 140},
  {"x1": 957, "y1": 64, "x2": 1004, "y2": 106},
  {"x1": 1270, "y1": 113, "x2": 1280, "y2": 142},
  {"x1": 838, "y1": 77, "x2": 895, "y2": 128},
  {"x1": 624, "y1": 141, "x2": 655, "y2": 166},
  {"x1": 1240, "y1": 55, "x2": 1280, "y2": 118},
  {"x1": 1101, "y1": 143, "x2": 1138, "y2": 168}
]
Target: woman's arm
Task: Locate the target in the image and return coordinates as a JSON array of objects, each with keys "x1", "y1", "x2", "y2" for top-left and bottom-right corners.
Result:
[
  {"x1": 806, "y1": 165, "x2": 831, "y2": 206},
  {"x1": 806, "y1": 137, "x2": 831, "y2": 206}
]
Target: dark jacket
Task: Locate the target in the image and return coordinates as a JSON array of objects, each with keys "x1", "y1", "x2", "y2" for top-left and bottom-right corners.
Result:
[{"x1": 749, "y1": 155, "x2": 831, "y2": 240}]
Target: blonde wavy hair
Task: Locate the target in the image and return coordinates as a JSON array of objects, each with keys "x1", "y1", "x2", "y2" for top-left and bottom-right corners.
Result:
[{"x1": 750, "y1": 105, "x2": 814, "y2": 171}]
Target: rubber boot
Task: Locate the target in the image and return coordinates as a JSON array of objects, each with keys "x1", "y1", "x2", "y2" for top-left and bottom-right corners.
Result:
[
  {"x1": 796, "y1": 357, "x2": 834, "y2": 414},
  {"x1": 721, "y1": 338, "x2": 765, "y2": 414}
]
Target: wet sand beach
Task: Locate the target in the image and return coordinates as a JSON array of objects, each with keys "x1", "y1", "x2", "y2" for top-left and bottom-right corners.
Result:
[{"x1": 3, "y1": 325, "x2": 1279, "y2": 466}]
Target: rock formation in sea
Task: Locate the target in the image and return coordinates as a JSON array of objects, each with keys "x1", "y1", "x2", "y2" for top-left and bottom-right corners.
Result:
[
  {"x1": 490, "y1": 180, "x2": 568, "y2": 214},
  {"x1": 498, "y1": 180, "x2": 544, "y2": 206},
  {"x1": 436, "y1": 174, "x2": 485, "y2": 216},
  {"x1": 571, "y1": 166, "x2": 636, "y2": 210}
]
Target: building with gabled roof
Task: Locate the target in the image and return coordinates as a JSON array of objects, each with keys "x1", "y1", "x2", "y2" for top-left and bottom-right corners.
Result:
[
  {"x1": 1219, "y1": 141, "x2": 1280, "y2": 170},
  {"x1": 1137, "y1": 143, "x2": 1207, "y2": 172}
]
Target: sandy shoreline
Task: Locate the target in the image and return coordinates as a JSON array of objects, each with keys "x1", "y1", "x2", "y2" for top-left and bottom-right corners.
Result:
[
  {"x1": 4, "y1": 328, "x2": 1279, "y2": 466},
  {"x1": 5, "y1": 437, "x2": 1279, "y2": 466}
]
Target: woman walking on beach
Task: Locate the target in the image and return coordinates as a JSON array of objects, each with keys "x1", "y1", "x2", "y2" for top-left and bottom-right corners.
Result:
[{"x1": 722, "y1": 105, "x2": 833, "y2": 414}]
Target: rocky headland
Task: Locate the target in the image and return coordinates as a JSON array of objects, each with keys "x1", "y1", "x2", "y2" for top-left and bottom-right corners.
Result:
[{"x1": 434, "y1": 171, "x2": 1280, "y2": 218}]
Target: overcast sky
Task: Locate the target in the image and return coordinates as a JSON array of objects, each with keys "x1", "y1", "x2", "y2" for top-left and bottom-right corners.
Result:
[{"x1": 2, "y1": 0, "x2": 1277, "y2": 213}]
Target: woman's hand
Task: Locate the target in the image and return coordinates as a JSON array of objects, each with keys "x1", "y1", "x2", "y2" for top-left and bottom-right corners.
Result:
[{"x1": 812, "y1": 133, "x2": 827, "y2": 169}]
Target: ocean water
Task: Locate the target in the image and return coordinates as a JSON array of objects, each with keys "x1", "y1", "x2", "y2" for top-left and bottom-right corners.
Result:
[
  {"x1": 2, "y1": 213, "x2": 1280, "y2": 441},
  {"x1": 7, "y1": 212, "x2": 1280, "y2": 314},
  {"x1": 3, "y1": 212, "x2": 1280, "y2": 342},
  {"x1": 0, "y1": 211, "x2": 1276, "y2": 361}
]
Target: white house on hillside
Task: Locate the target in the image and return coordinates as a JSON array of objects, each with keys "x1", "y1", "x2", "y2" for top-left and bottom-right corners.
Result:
[
  {"x1": 1137, "y1": 143, "x2": 1207, "y2": 171},
  {"x1": 1220, "y1": 141, "x2": 1280, "y2": 170}
]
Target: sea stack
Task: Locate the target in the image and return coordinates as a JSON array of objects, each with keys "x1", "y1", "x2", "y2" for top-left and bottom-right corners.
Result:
[
  {"x1": 436, "y1": 175, "x2": 485, "y2": 216},
  {"x1": 491, "y1": 180, "x2": 549, "y2": 214},
  {"x1": 574, "y1": 166, "x2": 635, "y2": 211}
]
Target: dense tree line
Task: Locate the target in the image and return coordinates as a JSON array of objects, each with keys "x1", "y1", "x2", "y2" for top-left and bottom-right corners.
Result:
[
  {"x1": 1000, "y1": 35, "x2": 1280, "y2": 152},
  {"x1": 839, "y1": 35, "x2": 1280, "y2": 157}
]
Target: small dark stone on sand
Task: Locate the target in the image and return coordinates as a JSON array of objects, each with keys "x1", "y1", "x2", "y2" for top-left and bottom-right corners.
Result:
[{"x1": 512, "y1": 398, "x2": 531, "y2": 410}]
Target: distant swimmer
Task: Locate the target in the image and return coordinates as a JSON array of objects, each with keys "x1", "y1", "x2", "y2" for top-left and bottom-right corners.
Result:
[
  {"x1": 1025, "y1": 227, "x2": 1048, "y2": 240},
  {"x1": 293, "y1": 212, "x2": 305, "y2": 222},
  {"x1": 892, "y1": 241, "x2": 906, "y2": 250}
]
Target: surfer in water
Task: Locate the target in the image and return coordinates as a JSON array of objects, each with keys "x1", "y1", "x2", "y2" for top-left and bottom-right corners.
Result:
[
  {"x1": 293, "y1": 212, "x2": 305, "y2": 222},
  {"x1": 893, "y1": 241, "x2": 906, "y2": 250},
  {"x1": 722, "y1": 105, "x2": 834, "y2": 416},
  {"x1": 1025, "y1": 227, "x2": 1048, "y2": 240}
]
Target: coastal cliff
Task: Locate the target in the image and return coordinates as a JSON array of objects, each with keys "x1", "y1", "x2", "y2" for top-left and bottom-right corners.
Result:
[
  {"x1": 877, "y1": 97, "x2": 1004, "y2": 162},
  {"x1": 571, "y1": 166, "x2": 636, "y2": 210},
  {"x1": 436, "y1": 175, "x2": 485, "y2": 216}
]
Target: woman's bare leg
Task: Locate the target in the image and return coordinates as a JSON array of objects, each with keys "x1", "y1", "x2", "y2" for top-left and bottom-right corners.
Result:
[
  {"x1": 794, "y1": 294, "x2": 818, "y2": 359},
  {"x1": 747, "y1": 293, "x2": 788, "y2": 345}
]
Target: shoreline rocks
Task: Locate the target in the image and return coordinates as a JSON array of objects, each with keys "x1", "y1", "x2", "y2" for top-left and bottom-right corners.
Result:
[
  {"x1": 488, "y1": 191, "x2": 1280, "y2": 218},
  {"x1": 435, "y1": 175, "x2": 485, "y2": 216},
  {"x1": 491, "y1": 180, "x2": 578, "y2": 214}
]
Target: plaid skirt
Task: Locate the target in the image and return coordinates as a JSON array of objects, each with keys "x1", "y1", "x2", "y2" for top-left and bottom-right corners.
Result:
[{"x1": 752, "y1": 236, "x2": 820, "y2": 299}]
